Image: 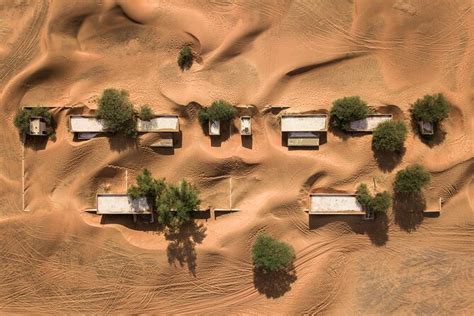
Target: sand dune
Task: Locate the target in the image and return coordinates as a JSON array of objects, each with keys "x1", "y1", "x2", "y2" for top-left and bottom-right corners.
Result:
[{"x1": 0, "y1": 0, "x2": 473, "y2": 314}]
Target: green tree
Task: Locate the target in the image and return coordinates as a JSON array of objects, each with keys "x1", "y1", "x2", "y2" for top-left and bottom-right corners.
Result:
[
  {"x1": 14, "y1": 107, "x2": 54, "y2": 136},
  {"x1": 356, "y1": 183, "x2": 391, "y2": 213},
  {"x1": 178, "y1": 45, "x2": 193, "y2": 70},
  {"x1": 252, "y1": 234, "x2": 295, "y2": 273},
  {"x1": 138, "y1": 105, "x2": 155, "y2": 121},
  {"x1": 156, "y1": 180, "x2": 200, "y2": 228},
  {"x1": 411, "y1": 93, "x2": 449, "y2": 124},
  {"x1": 330, "y1": 96, "x2": 371, "y2": 129},
  {"x1": 198, "y1": 100, "x2": 237, "y2": 124},
  {"x1": 394, "y1": 164, "x2": 431, "y2": 194},
  {"x1": 127, "y1": 169, "x2": 166, "y2": 208},
  {"x1": 372, "y1": 120, "x2": 407, "y2": 152},
  {"x1": 97, "y1": 88, "x2": 137, "y2": 136}
]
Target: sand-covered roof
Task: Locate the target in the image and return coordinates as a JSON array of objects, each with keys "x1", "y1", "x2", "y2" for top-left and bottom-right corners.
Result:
[
  {"x1": 96, "y1": 194, "x2": 151, "y2": 214},
  {"x1": 348, "y1": 114, "x2": 392, "y2": 132},
  {"x1": 137, "y1": 115, "x2": 180, "y2": 132},
  {"x1": 69, "y1": 116, "x2": 105, "y2": 133},
  {"x1": 281, "y1": 114, "x2": 328, "y2": 132},
  {"x1": 310, "y1": 194, "x2": 364, "y2": 214}
]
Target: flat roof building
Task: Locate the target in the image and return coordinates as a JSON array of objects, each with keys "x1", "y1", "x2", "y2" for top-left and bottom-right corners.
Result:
[
  {"x1": 137, "y1": 115, "x2": 180, "y2": 133},
  {"x1": 309, "y1": 193, "x2": 366, "y2": 215},
  {"x1": 69, "y1": 115, "x2": 105, "y2": 133},
  {"x1": 96, "y1": 194, "x2": 151, "y2": 215},
  {"x1": 240, "y1": 116, "x2": 252, "y2": 135},
  {"x1": 28, "y1": 116, "x2": 47, "y2": 136},
  {"x1": 347, "y1": 114, "x2": 392, "y2": 132},
  {"x1": 281, "y1": 114, "x2": 328, "y2": 132}
]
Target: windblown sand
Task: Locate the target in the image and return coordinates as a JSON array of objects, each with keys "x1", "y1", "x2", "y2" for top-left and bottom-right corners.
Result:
[{"x1": 0, "y1": 0, "x2": 473, "y2": 314}]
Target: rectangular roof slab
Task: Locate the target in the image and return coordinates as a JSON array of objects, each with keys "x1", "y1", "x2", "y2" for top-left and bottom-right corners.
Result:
[
  {"x1": 137, "y1": 115, "x2": 180, "y2": 133},
  {"x1": 69, "y1": 116, "x2": 105, "y2": 133},
  {"x1": 281, "y1": 114, "x2": 328, "y2": 132},
  {"x1": 310, "y1": 193, "x2": 365, "y2": 215},
  {"x1": 347, "y1": 114, "x2": 392, "y2": 132},
  {"x1": 97, "y1": 194, "x2": 151, "y2": 215}
]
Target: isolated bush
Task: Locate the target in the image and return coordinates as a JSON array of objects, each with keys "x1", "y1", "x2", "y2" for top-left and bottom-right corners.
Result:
[
  {"x1": 394, "y1": 165, "x2": 431, "y2": 194},
  {"x1": 330, "y1": 96, "x2": 370, "y2": 129},
  {"x1": 252, "y1": 234, "x2": 295, "y2": 273},
  {"x1": 372, "y1": 120, "x2": 407, "y2": 152},
  {"x1": 411, "y1": 93, "x2": 449, "y2": 124},
  {"x1": 97, "y1": 88, "x2": 137, "y2": 136},
  {"x1": 178, "y1": 45, "x2": 193, "y2": 70},
  {"x1": 156, "y1": 180, "x2": 200, "y2": 228},
  {"x1": 138, "y1": 105, "x2": 155, "y2": 121},
  {"x1": 356, "y1": 183, "x2": 391, "y2": 213},
  {"x1": 14, "y1": 107, "x2": 54, "y2": 136},
  {"x1": 198, "y1": 100, "x2": 237, "y2": 124}
]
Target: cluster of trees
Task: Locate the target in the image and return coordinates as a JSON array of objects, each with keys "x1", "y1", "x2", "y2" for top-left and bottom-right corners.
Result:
[
  {"x1": 394, "y1": 164, "x2": 431, "y2": 194},
  {"x1": 97, "y1": 88, "x2": 156, "y2": 137},
  {"x1": 356, "y1": 184, "x2": 391, "y2": 214},
  {"x1": 127, "y1": 169, "x2": 200, "y2": 228},
  {"x1": 372, "y1": 120, "x2": 407, "y2": 152},
  {"x1": 178, "y1": 45, "x2": 194, "y2": 70},
  {"x1": 330, "y1": 96, "x2": 371, "y2": 129},
  {"x1": 14, "y1": 107, "x2": 55, "y2": 136},
  {"x1": 198, "y1": 100, "x2": 237, "y2": 125}
]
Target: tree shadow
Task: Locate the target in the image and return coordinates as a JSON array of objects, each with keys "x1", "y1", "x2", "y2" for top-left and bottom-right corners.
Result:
[
  {"x1": 108, "y1": 134, "x2": 139, "y2": 152},
  {"x1": 253, "y1": 265, "x2": 297, "y2": 299},
  {"x1": 410, "y1": 118, "x2": 446, "y2": 148},
  {"x1": 372, "y1": 146, "x2": 405, "y2": 172},
  {"x1": 308, "y1": 214, "x2": 388, "y2": 246},
  {"x1": 165, "y1": 221, "x2": 207, "y2": 276},
  {"x1": 24, "y1": 135, "x2": 49, "y2": 151},
  {"x1": 393, "y1": 192, "x2": 426, "y2": 232}
]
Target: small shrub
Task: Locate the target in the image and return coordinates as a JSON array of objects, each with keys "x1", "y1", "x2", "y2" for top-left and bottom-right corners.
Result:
[
  {"x1": 138, "y1": 105, "x2": 155, "y2": 121},
  {"x1": 372, "y1": 120, "x2": 407, "y2": 152},
  {"x1": 411, "y1": 93, "x2": 449, "y2": 124},
  {"x1": 394, "y1": 165, "x2": 431, "y2": 194},
  {"x1": 14, "y1": 107, "x2": 55, "y2": 136},
  {"x1": 97, "y1": 88, "x2": 137, "y2": 137},
  {"x1": 356, "y1": 183, "x2": 391, "y2": 213},
  {"x1": 198, "y1": 100, "x2": 237, "y2": 124},
  {"x1": 178, "y1": 45, "x2": 193, "y2": 70},
  {"x1": 252, "y1": 234, "x2": 295, "y2": 273},
  {"x1": 330, "y1": 96, "x2": 370, "y2": 129}
]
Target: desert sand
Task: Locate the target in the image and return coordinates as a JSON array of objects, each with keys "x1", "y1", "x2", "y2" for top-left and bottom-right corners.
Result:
[{"x1": 0, "y1": 0, "x2": 473, "y2": 314}]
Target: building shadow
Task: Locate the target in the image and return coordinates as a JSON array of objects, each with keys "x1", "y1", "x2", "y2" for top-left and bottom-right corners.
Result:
[
  {"x1": 24, "y1": 135, "x2": 49, "y2": 151},
  {"x1": 308, "y1": 214, "x2": 388, "y2": 246},
  {"x1": 191, "y1": 209, "x2": 211, "y2": 220},
  {"x1": 372, "y1": 146, "x2": 405, "y2": 172},
  {"x1": 410, "y1": 118, "x2": 446, "y2": 147},
  {"x1": 328, "y1": 120, "x2": 350, "y2": 141},
  {"x1": 108, "y1": 134, "x2": 138, "y2": 152},
  {"x1": 165, "y1": 220, "x2": 207, "y2": 276},
  {"x1": 214, "y1": 209, "x2": 239, "y2": 219},
  {"x1": 100, "y1": 214, "x2": 164, "y2": 232},
  {"x1": 253, "y1": 265, "x2": 297, "y2": 299},
  {"x1": 393, "y1": 192, "x2": 426, "y2": 232},
  {"x1": 174, "y1": 131, "x2": 183, "y2": 148},
  {"x1": 241, "y1": 135, "x2": 253, "y2": 149},
  {"x1": 151, "y1": 147, "x2": 175, "y2": 155}
]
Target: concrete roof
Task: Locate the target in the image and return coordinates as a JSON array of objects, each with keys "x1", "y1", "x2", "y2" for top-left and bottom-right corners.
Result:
[
  {"x1": 137, "y1": 115, "x2": 180, "y2": 132},
  {"x1": 69, "y1": 115, "x2": 105, "y2": 133},
  {"x1": 96, "y1": 194, "x2": 151, "y2": 214},
  {"x1": 310, "y1": 193, "x2": 364, "y2": 215},
  {"x1": 209, "y1": 120, "x2": 220, "y2": 135},
  {"x1": 281, "y1": 114, "x2": 328, "y2": 132},
  {"x1": 348, "y1": 114, "x2": 392, "y2": 132},
  {"x1": 240, "y1": 116, "x2": 251, "y2": 135}
]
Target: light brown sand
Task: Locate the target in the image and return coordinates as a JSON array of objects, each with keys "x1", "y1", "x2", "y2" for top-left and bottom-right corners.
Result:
[{"x1": 0, "y1": 0, "x2": 473, "y2": 314}]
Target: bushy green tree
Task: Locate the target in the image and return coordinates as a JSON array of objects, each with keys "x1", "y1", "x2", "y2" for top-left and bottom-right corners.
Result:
[
  {"x1": 127, "y1": 169, "x2": 166, "y2": 208},
  {"x1": 178, "y1": 45, "x2": 193, "y2": 70},
  {"x1": 14, "y1": 107, "x2": 54, "y2": 136},
  {"x1": 394, "y1": 165, "x2": 430, "y2": 194},
  {"x1": 411, "y1": 93, "x2": 449, "y2": 123},
  {"x1": 356, "y1": 183, "x2": 391, "y2": 213},
  {"x1": 252, "y1": 234, "x2": 295, "y2": 273},
  {"x1": 330, "y1": 96, "x2": 370, "y2": 129},
  {"x1": 156, "y1": 180, "x2": 200, "y2": 228},
  {"x1": 138, "y1": 105, "x2": 155, "y2": 121},
  {"x1": 372, "y1": 120, "x2": 407, "y2": 152},
  {"x1": 198, "y1": 100, "x2": 237, "y2": 124},
  {"x1": 97, "y1": 88, "x2": 137, "y2": 136}
]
